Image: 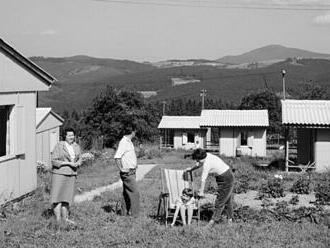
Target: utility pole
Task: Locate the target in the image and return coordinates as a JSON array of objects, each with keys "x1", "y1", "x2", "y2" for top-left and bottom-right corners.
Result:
[
  {"x1": 281, "y1": 69, "x2": 289, "y2": 172},
  {"x1": 200, "y1": 89, "x2": 207, "y2": 110},
  {"x1": 162, "y1": 101, "x2": 166, "y2": 115},
  {"x1": 281, "y1": 69, "x2": 286, "y2": 100}
]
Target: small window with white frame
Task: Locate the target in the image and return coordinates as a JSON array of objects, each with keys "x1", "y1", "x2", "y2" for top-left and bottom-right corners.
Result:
[{"x1": 0, "y1": 105, "x2": 13, "y2": 157}]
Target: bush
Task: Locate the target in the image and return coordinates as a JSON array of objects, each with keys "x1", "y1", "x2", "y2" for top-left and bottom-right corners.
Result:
[
  {"x1": 290, "y1": 177, "x2": 311, "y2": 194},
  {"x1": 258, "y1": 178, "x2": 285, "y2": 199},
  {"x1": 315, "y1": 180, "x2": 330, "y2": 205},
  {"x1": 289, "y1": 195, "x2": 299, "y2": 205},
  {"x1": 234, "y1": 175, "x2": 250, "y2": 194}
]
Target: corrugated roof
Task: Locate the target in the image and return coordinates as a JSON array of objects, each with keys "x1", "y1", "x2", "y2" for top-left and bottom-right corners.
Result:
[
  {"x1": 200, "y1": 109, "x2": 269, "y2": 127},
  {"x1": 36, "y1": 108, "x2": 64, "y2": 127},
  {"x1": 282, "y1": 100, "x2": 330, "y2": 125},
  {"x1": 158, "y1": 116, "x2": 201, "y2": 129}
]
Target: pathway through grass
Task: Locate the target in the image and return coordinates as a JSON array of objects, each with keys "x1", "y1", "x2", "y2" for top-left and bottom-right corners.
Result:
[{"x1": 74, "y1": 164, "x2": 157, "y2": 203}]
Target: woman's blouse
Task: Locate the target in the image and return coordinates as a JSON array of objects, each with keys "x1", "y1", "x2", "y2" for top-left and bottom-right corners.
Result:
[
  {"x1": 201, "y1": 153, "x2": 230, "y2": 182},
  {"x1": 65, "y1": 142, "x2": 75, "y2": 162}
]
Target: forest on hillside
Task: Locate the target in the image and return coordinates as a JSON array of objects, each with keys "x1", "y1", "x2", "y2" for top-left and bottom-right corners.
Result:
[{"x1": 60, "y1": 81, "x2": 329, "y2": 149}]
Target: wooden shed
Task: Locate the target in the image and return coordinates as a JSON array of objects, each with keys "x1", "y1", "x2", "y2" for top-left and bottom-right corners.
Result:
[
  {"x1": 158, "y1": 116, "x2": 206, "y2": 150},
  {"x1": 0, "y1": 39, "x2": 56, "y2": 204},
  {"x1": 36, "y1": 108, "x2": 64, "y2": 168},
  {"x1": 282, "y1": 100, "x2": 330, "y2": 172},
  {"x1": 200, "y1": 110, "x2": 269, "y2": 157}
]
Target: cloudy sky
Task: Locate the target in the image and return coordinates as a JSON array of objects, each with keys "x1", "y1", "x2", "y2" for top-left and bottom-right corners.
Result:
[{"x1": 1, "y1": 0, "x2": 330, "y2": 61}]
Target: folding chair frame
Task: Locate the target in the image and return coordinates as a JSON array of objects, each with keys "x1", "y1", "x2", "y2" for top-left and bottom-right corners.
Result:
[{"x1": 157, "y1": 168, "x2": 200, "y2": 227}]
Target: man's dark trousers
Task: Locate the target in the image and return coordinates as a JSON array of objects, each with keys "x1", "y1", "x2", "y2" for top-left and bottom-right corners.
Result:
[{"x1": 120, "y1": 170, "x2": 140, "y2": 217}]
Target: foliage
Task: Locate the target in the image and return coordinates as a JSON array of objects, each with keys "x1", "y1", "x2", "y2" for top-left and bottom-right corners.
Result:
[
  {"x1": 156, "y1": 98, "x2": 236, "y2": 116},
  {"x1": 315, "y1": 180, "x2": 330, "y2": 206},
  {"x1": 136, "y1": 145, "x2": 163, "y2": 160},
  {"x1": 234, "y1": 175, "x2": 250, "y2": 194},
  {"x1": 258, "y1": 178, "x2": 286, "y2": 199},
  {"x1": 291, "y1": 177, "x2": 311, "y2": 194},
  {"x1": 289, "y1": 195, "x2": 299, "y2": 205},
  {"x1": 60, "y1": 109, "x2": 82, "y2": 139},
  {"x1": 80, "y1": 87, "x2": 160, "y2": 149},
  {"x1": 239, "y1": 89, "x2": 282, "y2": 134},
  {"x1": 292, "y1": 81, "x2": 329, "y2": 100}
]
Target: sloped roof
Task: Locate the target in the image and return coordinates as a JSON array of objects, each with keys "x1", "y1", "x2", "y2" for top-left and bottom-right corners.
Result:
[
  {"x1": 200, "y1": 109, "x2": 269, "y2": 127},
  {"x1": 36, "y1": 108, "x2": 64, "y2": 128},
  {"x1": 158, "y1": 116, "x2": 201, "y2": 129},
  {"x1": 282, "y1": 100, "x2": 330, "y2": 126},
  {"x1": 0, "y1": 39, "x2": 56, "y2": 86}
]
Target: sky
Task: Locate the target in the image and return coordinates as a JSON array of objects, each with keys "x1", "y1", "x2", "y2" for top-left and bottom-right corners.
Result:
[{"x1": 1, "y1": 0, "x2": 330, "y2": 62}]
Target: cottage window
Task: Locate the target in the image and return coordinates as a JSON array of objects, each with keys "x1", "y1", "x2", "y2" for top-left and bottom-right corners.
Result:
[
  {"x1": 187, "y1": 132, "x2": 194, "y2": 143},
  {"x1": 211, "y1": 127, "x2": 220, "y2": 145},
  {"x1": 240, "y1": 131, "x2": 248, "y2": 146},
  {"x1": 0, "y1": 105, "x2": 12, "y2": 157}
]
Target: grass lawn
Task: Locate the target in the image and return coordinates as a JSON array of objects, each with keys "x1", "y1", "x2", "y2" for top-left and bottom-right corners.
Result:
[{"x1": 1, "y1": 149, "x2": 330, "y2": 248}]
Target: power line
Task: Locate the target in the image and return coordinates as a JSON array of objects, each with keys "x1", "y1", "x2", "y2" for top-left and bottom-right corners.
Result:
[{"x1": 95, "y1": 0, "x2": 330, "y2": 11}]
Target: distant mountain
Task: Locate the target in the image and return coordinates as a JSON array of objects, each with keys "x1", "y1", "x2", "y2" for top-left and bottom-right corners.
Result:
[
  {"x1": 217, "y1": 45, "x2": 330, "y2": 65},
  {"x1": 31, "y1": 55, "x2": 155, "y2": 84}
]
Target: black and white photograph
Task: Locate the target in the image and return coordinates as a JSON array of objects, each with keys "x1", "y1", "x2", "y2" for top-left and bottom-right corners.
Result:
[{"x1": 0, "y1": 0, "x2": 330, "y2": 247}]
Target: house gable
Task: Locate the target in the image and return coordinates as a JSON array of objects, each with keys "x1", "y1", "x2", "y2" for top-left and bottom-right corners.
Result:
[
  {"x1": 0, "y1": 39, "x2": 56, "y2": 92},
  {"x1": 0, "y1": 52, "x2": 50, "y2": 92},
  {"x1": 36, "y1": 111, "x2": 64, "y2": 133}
]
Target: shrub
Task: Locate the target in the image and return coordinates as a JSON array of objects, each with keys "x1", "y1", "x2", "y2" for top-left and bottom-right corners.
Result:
[
  {"x1": 315, "y1": 180, "x2": 330, "y2": 205},
  {"x1": 258, "y1": 178, "x2": 285, "y2": 199},
  {"x1": 234, "y1": 175, "x2": 250, "y2": 194},
  {"x1": 289, "y1": 195, "x2": 299, "y2": 205},
  {"x1": 290, "y1": 177, "x2": 311, "y2": 194}
]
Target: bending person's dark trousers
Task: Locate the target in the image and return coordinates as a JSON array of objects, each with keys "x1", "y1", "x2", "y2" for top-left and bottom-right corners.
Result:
[
  {"x1": 120, "y1": 170, "x2": 140, "y2": 217},
  {"x1": 212, "y1": 169, "x2": 234, "y2": 222}
]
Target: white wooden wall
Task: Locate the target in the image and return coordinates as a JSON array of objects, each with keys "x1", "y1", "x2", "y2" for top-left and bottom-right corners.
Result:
[
  {"x1": 0, "y1": 92, "x2": 37, "y2": 204},
  {"x1": 220, "y1": 127, "x2": 266, "y2": 157},
  {"x1": 315, "y1": 129, "x2": 330, "y2": 172}
]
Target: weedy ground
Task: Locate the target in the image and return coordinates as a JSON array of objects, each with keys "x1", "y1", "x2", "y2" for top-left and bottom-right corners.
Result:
[{"x1": 1, "y1": 148, "x2": 329, "y2": 248}]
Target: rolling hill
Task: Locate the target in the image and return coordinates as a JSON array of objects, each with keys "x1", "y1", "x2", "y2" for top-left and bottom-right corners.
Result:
[
  {"x1": 32, "y1": 45, "x2": 330, "y2": 114},
  {"x1": 36, "y1": 58, "x2": 330, "y2": 113},
  {"x1": 30, "y1": 55, "x2": 155, "y2": 84}
]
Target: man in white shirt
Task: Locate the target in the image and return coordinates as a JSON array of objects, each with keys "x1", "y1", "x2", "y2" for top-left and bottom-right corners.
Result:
[{"x1": 114, "y1": 126, "x2": 140, "y2": 217}]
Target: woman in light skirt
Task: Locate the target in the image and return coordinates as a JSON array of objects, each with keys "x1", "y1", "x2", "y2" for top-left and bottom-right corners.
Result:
[{"x1": 50, "y1": 127, "x2": 82, "y2": 224}]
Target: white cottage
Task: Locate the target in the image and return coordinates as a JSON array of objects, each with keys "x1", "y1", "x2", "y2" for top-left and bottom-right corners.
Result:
[
  {"x1": 0, "y1": 39, "x2": 56, "y2": 204},
  {"x1": 282, "y1": 100, "x2": 330, "y2": 172},
  {"x1": 158, "y1": 116, "x2": 206, "y2": 150},
  {"x1": 200, "y1": 110, "x2": 269, "y2": 157},
  {"x1": 36, "y1": 108, "x2": 64, "y2": 168}
]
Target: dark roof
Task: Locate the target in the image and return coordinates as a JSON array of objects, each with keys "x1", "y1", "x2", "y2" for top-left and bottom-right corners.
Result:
[{"x1": 0, "y1": 38, "x2": 56, "y2": 86}]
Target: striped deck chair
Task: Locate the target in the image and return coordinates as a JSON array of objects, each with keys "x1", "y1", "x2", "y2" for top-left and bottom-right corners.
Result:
[{"x1": 157, "y1": 168, "x2": 200, "y2": 226}]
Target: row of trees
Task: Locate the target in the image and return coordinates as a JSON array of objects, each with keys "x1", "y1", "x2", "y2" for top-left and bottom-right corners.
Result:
[{"x1": 61, "y1": 82, "x2": 329, "y2": 149}]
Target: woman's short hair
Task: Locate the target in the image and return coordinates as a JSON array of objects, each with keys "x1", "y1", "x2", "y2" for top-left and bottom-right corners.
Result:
[
  {"x1": 62, "y1": 127, "x2": 75, "y2": 139},
  {"x1": 191, "y1": 148, "x2": 207, "y2": 161},
  {"x1": 182, "y1": 188, "x2": 193, "y2": 198}
]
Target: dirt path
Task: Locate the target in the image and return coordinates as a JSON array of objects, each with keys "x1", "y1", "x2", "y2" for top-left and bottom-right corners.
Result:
[
  {"x1": 199, "y1": 191, "x2": 329, "y2": 210},
  {"x1": 74, "y1": 164, "x2": 157, "y2": 203}
]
